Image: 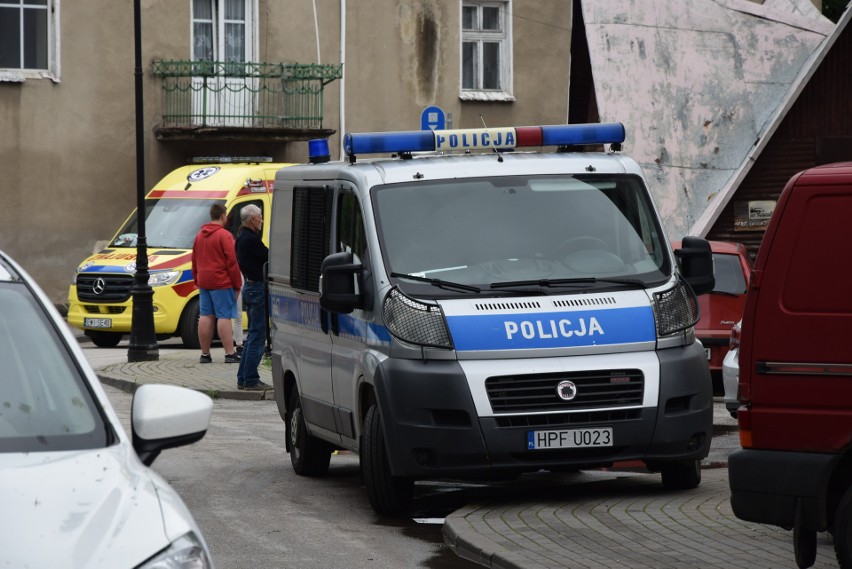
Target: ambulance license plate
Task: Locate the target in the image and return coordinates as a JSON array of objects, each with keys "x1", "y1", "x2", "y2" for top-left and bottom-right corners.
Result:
[
  {"x1": 84, "y1": 318, "x2": 112, "y2": 328},
  {"x1": 527, "y1": 427, "x2": 613, "y2": 450}
]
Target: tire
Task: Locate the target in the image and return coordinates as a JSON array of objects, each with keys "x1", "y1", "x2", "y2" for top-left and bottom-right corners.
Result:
[
  {"x1": 660, "y1": 459, "x2": 702, "y2": 490},
  {"x1": 287, "y1": 385, "x2": 332, "y2": 476},
  {"x1": 835, "y1": 485, "x2": 852, "y2": 568},
  {"x1": 794, "y1": 522, "x2": 817, "y2": 569},
  {"x1": 361, "y1": 404, "x2": 414, "y2": 516},
  {"x1": 86, "y1": 331, "x2": 122, "y2": 348},
  {"x1": 179, "y1": 298, "x2": 200, "y2": 349}
]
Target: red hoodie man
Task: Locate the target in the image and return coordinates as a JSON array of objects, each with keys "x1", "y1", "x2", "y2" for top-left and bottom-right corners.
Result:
[{"x1": 191, "y1": 203, "x2": 242, "y2": 364}]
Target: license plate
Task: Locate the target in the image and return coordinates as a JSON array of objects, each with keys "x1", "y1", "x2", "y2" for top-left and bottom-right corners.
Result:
[
  {"x1": 84, "y1": 317, "x2": 112, "y2": 328},
  {"x1": 705, "y1": 348, "x2": 711, "y2": 360},
  {"x1": 527, "y1": 427, "x2": 613, "y2": 450}
]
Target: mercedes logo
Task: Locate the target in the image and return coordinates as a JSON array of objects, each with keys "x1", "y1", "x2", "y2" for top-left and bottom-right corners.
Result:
[
  {"x1": 92, "y1": 277, "x2": 106, "y2": 295},
  {"x1": 556, "y1": 380, "x2": 577, "y2": 401}
]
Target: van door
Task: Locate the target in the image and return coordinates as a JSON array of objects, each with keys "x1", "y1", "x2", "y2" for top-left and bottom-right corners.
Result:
[
  {"x1": 745, "y1": 176, "x2": 852, "y2": 451},
  {"x1": 329, "y1": 185, "x2": 370, "y2": 445},
  {"x1": 287, "y1": 185, "x2": 340, "y2": 443}
]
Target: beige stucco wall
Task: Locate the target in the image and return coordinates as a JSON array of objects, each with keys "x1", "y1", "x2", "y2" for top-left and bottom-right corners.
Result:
[{"x1": 0, "y1": 0, "x2": 571, "y2": 304}]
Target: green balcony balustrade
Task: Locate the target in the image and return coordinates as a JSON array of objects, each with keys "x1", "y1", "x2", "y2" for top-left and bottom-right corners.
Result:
[{"x1": 151, "y1": 60, "x2": 343, "y2": 131}]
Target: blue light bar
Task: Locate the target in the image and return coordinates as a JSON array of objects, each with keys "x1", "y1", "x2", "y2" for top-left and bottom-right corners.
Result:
[{"x1": 342, "y1": 123, "x2": 626, "y2": 158}]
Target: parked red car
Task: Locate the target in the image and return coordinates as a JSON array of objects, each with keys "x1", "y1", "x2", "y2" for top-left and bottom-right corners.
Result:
[{"x1": 672, "y1": 240, "x2": 752, "y2": 392}]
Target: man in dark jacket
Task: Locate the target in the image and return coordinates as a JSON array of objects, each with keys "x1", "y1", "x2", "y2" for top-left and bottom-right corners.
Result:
[
  {"x1": 234, "y1": 204, "x2": 272, "y2": 391},
  {"x1": 191, "y1": 203, "x2": 242, "y2": 364}
]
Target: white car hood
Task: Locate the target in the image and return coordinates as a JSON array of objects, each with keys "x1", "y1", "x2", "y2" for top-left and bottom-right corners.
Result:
[{"x1": 0, "y1": 446, "x2": 171, "y2": 569}]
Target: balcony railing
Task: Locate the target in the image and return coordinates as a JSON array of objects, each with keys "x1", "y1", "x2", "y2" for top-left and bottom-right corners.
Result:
[{"x1": 151, "y1": 60, "x2": 343, "y2": 132}]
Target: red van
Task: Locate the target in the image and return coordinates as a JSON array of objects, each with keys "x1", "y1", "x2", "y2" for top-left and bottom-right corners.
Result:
[
  {"x1": 672, "y1": 240, "x2": 752, "y2": 392},
  {"x1": 728, "y1": 162, "x2": 852, "y2": 568}
]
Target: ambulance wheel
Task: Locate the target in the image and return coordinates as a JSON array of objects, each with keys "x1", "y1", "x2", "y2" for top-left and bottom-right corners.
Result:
[
  {"x1": 660, "y1": 459, "x2": 701, "y2": 490},
  {"x1": 287, "y1": 385, "x2": 332, "y2": 476},
  {"x1": 87, "y1": 331, "x2": 122, "y2": 348},
  {"x1": 361, "y1": 404, "x2": 414, "y2": 516},
  {"x1": 179, "y1": 298, "x2": 200, "y2": 349},
  {"x1": 834, "y1": 485, "x2": 852, "y2": 568}
]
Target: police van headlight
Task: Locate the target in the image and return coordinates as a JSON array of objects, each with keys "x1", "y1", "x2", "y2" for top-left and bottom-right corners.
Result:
[
  {"x1": 148, "y1": 270, "x2": 180, "y2": 287},
  {"x1": 653, "y1": 279, "x2": 699, "y2": 337},
  {"x1": 382, "y1": 287, "x2": 452, "y2": 349}
]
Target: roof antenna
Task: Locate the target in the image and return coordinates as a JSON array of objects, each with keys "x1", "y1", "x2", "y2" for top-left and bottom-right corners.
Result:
[{"x1": 479, "y1": 114, "x2": 503, "y2": 163}]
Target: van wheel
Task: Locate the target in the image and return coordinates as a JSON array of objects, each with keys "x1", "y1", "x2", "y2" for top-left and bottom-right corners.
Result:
[
  {"x1": 361, "y1": 404, "x2": 414, "y2": 516},
  {"x1": 287, "y1": 385, "x2": 332, "y2": 476},
  {"x1": 179, "y1": 298, "x2": 200, "y2": 349},
  {"x1": 86, "y1": 331, "x2": 122, "y2": 348},
  {"x1": 660, "y1": 459, "x2": 701, "y2": 490},
  {"x1": 834, "y1": 485, "x2": 852, "y2": 568}
]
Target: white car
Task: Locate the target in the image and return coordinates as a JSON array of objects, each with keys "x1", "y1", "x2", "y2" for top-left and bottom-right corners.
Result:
[
  {"x1": 722, "y1": 320, "x2": 741, "y2": 418},
  {"x1": 0, "y1": 250, "x2": 215, "y2": 568}
]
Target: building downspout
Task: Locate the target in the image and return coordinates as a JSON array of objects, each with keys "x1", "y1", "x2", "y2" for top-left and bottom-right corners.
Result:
[{"x1": 339, "y1": 0, "x2": 346, "y2": 160}]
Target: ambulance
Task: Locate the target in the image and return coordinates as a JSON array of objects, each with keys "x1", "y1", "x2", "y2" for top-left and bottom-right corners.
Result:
[
  {"x1": 68, "y1": 158, "x2": 293, "y2": 348},
  {"x1": 267, "y1": 124, "x2": 716, "y2": 515}
]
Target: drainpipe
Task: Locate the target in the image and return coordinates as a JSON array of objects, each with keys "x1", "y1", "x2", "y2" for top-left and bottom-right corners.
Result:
[{"x1": 339, "y1": 0, "x2": 346, "y2": 160}]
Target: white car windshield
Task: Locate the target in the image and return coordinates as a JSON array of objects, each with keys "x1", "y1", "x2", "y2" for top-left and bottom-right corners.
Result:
[
  {"x1": 0, "y1": 285, "x2": 109, "y2": 452},
  {"x1": 373, "y1": 174, "x2": 670, "y2": 294}
]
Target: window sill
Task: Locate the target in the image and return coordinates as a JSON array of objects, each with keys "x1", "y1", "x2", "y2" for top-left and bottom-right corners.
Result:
[
  {"x1": 0, "y1": 69, "x2": 60, "y2": 83},
  {"x1": 459, "y1": 91, "x2": 515, "y2": 102}
]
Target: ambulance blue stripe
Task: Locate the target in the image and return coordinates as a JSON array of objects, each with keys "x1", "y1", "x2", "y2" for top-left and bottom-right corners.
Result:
[
  {"x1": 80, "y1": 265, "x2": 132, "y2": 274},
  {"x1": 446, "y1": 306, "x2": 655, "y2": 351}
]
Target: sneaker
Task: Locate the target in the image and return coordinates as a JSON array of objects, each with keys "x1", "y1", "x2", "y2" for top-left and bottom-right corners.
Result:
[
  {"x1": 199, "y1": 353, "x2": 212, "y2": 364},
  {"x1": 224, "y1": 352, "x2": 241, "y2": 363},
  {"x1": 235, "y1": 344, "x2": 244, "y2": 355},
  {"x1": 242, "y1": 381, "x2": 272, "y2": 391}
]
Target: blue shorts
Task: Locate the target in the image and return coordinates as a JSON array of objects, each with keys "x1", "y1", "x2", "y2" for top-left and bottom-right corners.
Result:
[{"x1": 198, "y1": 288, "x2": 239, "y2": 319}]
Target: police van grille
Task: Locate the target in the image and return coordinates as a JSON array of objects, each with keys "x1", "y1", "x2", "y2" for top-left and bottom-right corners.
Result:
[
  {"x1": 474, "y1": 301, "x2": 541, "y2": 311},
  {"x1": 552, "y1": 296, "x2": 617, "y2": 308},
  {"x1": 495, "y1": 408, "x2": 642, "y2": 428},
  {"x1": 485, "y1": 369, "x2": 644, "y2": 413},
  {"x1": 76, "y1": 274, "x2": 134, "y2": 302}
]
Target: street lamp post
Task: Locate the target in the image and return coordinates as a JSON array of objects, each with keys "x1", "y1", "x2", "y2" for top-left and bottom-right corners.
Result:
[{"x1": 127, "y1": 0, "x2": 159, "y2": 362}]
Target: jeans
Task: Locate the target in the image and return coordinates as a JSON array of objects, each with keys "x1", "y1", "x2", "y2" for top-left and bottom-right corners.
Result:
[{"x1": 237, "y1": 281, "x2": 267, "y2": 387}]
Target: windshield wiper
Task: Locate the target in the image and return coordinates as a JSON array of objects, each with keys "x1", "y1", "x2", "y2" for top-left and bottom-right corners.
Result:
[
  {"x1": 390, "y1": 272, "x2": 481, "y2": 293},
  {"x1": 490, "y1": 277, "x2": 646, "y2": 290}
]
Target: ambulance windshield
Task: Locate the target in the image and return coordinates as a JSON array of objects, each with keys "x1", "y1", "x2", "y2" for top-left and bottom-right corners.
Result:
[
  {"x1": 374, "y1": 174, "x2": 670, "y2": 293},
  {"x1": 112, "y1": 199, "x2": 223, "y2": 249}
]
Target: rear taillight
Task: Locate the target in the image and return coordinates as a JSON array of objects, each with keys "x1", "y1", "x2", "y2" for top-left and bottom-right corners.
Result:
[
  {"x1": 737, "y1": 406, "x2": 752, "y2": 448},
  {"x1": 728, "y1": 320, "x2": 741, "y2": 350}
]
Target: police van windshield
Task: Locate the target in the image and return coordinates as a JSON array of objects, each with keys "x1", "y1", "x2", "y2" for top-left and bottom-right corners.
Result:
[
  {"x1": 111, "y1": 199, "x2": 223, "y2": 249},
  {"x1": 374, "y1": 174, "x2": 670, "y2": 293}
]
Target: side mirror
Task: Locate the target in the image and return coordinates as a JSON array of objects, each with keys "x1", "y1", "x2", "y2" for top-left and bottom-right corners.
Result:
[
  {"x1": 675, "y1": 236, "x2": 715, "y2": 295},
  {"x1": 320, "y1": 251, "x2": 363, "y2": 314}
]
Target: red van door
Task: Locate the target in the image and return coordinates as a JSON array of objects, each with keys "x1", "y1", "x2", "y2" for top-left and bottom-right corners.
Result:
[{"x1": 740, "y1": 164, "x2": 852, "y2": 453}]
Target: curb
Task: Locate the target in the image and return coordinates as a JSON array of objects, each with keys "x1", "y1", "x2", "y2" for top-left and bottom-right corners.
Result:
[{"x1": 96, "y1": 373, "x2": 275, "y2": 401}]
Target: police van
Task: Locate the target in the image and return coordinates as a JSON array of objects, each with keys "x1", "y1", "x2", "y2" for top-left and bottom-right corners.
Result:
[
  {"x1": 267, "y1": 124, "x2": 716, "y2": 515},
  {"x1": 68, "y1": 158, "x2": 293, "y2": 347}
]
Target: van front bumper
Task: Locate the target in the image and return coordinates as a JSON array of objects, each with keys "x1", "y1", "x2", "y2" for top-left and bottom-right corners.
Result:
[
  {"x1": 67, "y1": 285, "x2": 189, "y2": 335},
  {"x1": 729, "y1": 448, "x2": 838, "y2": 531},
  {"x1": 374, "y1": 344, "x2": 713, "y2": 479}
]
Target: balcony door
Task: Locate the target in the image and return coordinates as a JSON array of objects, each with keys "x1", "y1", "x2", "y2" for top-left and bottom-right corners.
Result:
[{"x1": 191, "y1": 0, "x2": 257, "y2": 126}]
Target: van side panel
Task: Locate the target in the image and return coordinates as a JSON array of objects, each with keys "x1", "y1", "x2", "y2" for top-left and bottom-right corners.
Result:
[{"x1": 744, "y1": 175, "x2": 852, "y2": 452}]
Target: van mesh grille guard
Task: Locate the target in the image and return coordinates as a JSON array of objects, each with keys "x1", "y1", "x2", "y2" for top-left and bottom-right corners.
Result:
[
  {"x1": 382, "y1": 287, "x2": 452, "y2": 349},
  {"x1": 653, "y1": 279, "x2": 699, "y2": 336}
]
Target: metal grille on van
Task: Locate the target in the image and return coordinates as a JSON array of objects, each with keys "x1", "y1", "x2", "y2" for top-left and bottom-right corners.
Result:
[
  {"x1": 485, "y1": 369, "x2": 644, "y2": 413},
  {"x1": 76, "y1": 274, "x2": 134, "y2": 302}
]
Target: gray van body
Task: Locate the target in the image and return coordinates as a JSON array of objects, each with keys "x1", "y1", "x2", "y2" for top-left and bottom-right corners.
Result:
[{"x1": 267, "y1": 140, "x2": 713, "y2": 513}]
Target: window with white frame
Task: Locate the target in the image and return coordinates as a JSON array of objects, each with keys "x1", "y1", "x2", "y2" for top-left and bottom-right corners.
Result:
[
  {"x1": 460, "y1": 1, "x2": 513, "y2": 101},
  {"x1": 0, "y1": 0, "x2": 58, "y2": 79},
  {"x1": 192, "y1": 0, "x2": 254, "y2": 63}
]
